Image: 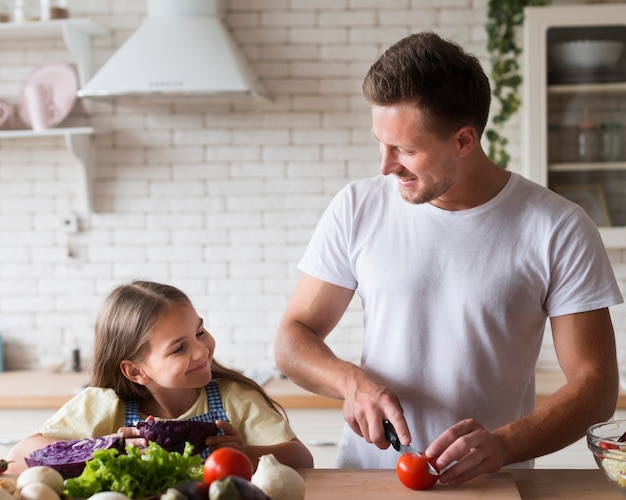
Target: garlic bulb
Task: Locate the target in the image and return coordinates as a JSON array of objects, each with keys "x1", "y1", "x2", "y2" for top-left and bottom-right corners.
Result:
[
  {"x1": 19, "y1": 482, "x2": 60, "y2": 500},
  {"x1": 251, "y1": 454, "x2": 305, "y2": 500},
  {"x1": 17, "y1": 466, "x2": 64, "y2": 494},
  {"x1": 88, "y1": 493, "x2": 132, "y2": 499}
]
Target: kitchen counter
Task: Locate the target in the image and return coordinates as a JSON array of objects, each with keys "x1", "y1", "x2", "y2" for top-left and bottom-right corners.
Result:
[
  {"x1": 299, "y1": 469, "x2": 624, "y2": 499},
  {"x1": 0, "y1": 468, "x2": 617, "y2": 499},
  {"x1": 0, "y1": 370, "x2": 88, "y2": 408},
  {"x1": 1, "y1": 369, "x2": 625, "y2": 410},
  {"x1": 265, "y1": 370, "x2": 626, "y2": 410}
]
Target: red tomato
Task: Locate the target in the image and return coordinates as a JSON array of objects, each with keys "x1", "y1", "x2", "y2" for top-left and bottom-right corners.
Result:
[
  {"x1": 396, "y1": 452, "x2": 439, "y2": 490},
  {"x1": 203, "y1": 448, "x2": 254, "y2": 485},
  {"x1": 600, "y1": 441, "x2": 619, "y2": 450}
]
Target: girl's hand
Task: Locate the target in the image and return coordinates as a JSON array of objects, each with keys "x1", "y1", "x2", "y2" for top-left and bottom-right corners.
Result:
[
  {"x1": 116, "y1": 415, "x2": 154, "y2": 448},
  {"x1": 206, "y1": 420, "x2": 245, "y2": 452}
]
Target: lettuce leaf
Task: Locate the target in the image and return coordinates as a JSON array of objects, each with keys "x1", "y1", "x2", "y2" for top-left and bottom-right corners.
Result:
[{"x1": 63, "y1": 441, "x2": 203, "y2": 499}]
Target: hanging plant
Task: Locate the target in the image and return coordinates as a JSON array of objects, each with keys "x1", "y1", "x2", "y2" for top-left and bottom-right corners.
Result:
[{"x1": 485, "y1": 0, "x2": 551, "y2": 169}]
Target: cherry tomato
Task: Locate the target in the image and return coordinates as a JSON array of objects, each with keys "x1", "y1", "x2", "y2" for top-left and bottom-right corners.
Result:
[
  {"x1": 599, "y1": 441, "x2": 619, "y2": 450},
  {"x1": 203, "y1": 448, "x2": 254, "y2": 485},
  {"x1": 396, "y1": 452, "x2": 439, "y2": 490}
]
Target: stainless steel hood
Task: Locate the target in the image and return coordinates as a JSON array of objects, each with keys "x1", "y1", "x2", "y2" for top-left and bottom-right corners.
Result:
[{"x1": 77, "y1": 0, "x2": 268, "y2": 99}]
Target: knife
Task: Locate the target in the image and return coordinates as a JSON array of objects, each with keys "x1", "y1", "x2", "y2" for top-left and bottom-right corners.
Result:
[
  {"x1": 383, "y1": 419, "x2": 417, "y2": 454},
  {"x1": 383, "y1": 419, "x2": 439, "y2": 475}
]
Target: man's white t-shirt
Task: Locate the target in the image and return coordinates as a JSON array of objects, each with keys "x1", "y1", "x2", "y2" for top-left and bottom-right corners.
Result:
[{"x1": 298, "y1": 172, "x2": 623, "y2": 469}]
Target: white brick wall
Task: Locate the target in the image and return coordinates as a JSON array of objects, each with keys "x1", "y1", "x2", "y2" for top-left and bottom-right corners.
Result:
[{"x1": 0, "y1": 0, "x2": 624, "y2": 376}]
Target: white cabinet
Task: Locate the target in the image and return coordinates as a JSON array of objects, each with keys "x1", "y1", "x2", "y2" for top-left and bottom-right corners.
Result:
[
  {"x1": 523, "y1": 4, "x2": 626, "y2": 248},
  {"x1": 0, "y1": 409, "x2": 56, "y2": 457},
  {"x1": 285, "y1": 409, "x2": 344, "y2": 468},
  {"x1": 0, "y1": 19, "x2": 107, "y2": 211}
]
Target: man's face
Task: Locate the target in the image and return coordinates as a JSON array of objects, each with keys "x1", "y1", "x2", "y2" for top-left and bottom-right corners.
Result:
[{"x1": 371, "y1": 102, "x2": 458, "y2": 206}]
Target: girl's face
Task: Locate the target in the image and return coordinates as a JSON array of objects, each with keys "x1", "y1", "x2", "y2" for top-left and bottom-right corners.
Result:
[{"x1": 133, "y1": 303, "x2": 216, "y2": 390}]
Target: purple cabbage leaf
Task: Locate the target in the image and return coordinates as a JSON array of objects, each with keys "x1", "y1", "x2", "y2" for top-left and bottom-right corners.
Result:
[
  {"x1": 136, "y1": 419, "x2": 218, "y2": 455},
  {"x1": 24, "y1": 434, "x2": 125, "y2": 479}
]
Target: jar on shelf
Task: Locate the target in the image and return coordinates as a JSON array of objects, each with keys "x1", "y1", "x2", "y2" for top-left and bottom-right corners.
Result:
[
  {"x1": 49, "y1": 0, "x2": 68, "y2": 19},
  {"x1": 0, "y1": 1, "x2": 11, "y2": 21},
  {"x1": 601, "y1": 119, "x2": 623, "y2": 162},
  {"x1": 39, "y1": 0, "x2": 67, "y2": 20},
  {"x1": 12, "y1": 0, "x2": 40, "y2": 21},
  {"x1": 547, "y1": 123, "x2": 560, "y2": 163},
  {"x1": 576, "y1": 108, "x2": 600, "y2": 162}
]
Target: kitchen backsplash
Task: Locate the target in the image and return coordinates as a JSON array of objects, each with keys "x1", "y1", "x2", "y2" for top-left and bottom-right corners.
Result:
[{"x1": 0, "y1": 0, "x2": 625, "y2": 374}]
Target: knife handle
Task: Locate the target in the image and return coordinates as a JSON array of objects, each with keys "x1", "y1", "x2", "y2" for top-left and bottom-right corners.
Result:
[{"x1": 382, "y1": 419, "x2": 401, "y2": 451}]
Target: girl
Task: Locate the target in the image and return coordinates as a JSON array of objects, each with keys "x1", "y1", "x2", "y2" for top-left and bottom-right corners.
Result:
[{"x1": 7, "y1": 280, "x2": 313, "y2": 474}]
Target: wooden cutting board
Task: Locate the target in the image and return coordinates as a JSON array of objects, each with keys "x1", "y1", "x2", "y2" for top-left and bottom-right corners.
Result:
[{"x1": 299, "y1": 469, "x2": 521, "y2": 499}]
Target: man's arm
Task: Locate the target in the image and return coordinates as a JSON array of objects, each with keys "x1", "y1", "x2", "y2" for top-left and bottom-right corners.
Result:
[
  {"x1": 275, "y1": 274, "x2": 355, "y2": 398},
  {"x1": 275, "y1": 274, "x2": 410, "y2": 447},
  {"x1": 427, "y1": 307, "x2": 619, "y2": 485}
]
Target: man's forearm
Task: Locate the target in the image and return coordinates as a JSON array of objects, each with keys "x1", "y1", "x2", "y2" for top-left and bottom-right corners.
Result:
[
  {"x1": 275, "y1": 322, "x2": 357, "y2": 400},
  {"x1": 494, "y1": 370, "x2": 618, "y2": 465}
]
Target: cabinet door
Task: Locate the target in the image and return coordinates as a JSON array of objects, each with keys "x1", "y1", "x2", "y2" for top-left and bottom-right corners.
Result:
[
  {"x1": 285, "y1": 409, "x2": 344, "y2": 468},
  {"x1": 524, "y1": 4, "x2": 626, "y2": 248}
]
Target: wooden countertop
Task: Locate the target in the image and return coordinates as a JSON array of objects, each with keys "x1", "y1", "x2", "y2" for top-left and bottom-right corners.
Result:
[
  {"x1": 0, "y1": 468, "x2": 618, "y2": 498},
  {"x1": 0, "y1": 369, "x2": 625, "y2": 410},
  {"x1": 299, "y1": 469, "x2": 624, "y2": 499},
  {"x1": 0, "y1": 370, "x2": 88, "y2": 409},
  {"x1": 265, "y1": 370, "x2": 626, "y2": 410}
]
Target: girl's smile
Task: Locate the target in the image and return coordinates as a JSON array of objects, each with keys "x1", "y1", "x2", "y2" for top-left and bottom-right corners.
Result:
[{"x1": 132, "y1": 303, "x2": 216, "y2": 391}]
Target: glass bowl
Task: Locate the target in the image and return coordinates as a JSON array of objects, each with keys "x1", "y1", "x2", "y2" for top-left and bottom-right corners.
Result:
[
  {"x1": 587, "y1": 420, "x2": 626, "y2": 492},
  {"x1": 549, "y1": 40, "x2": 624, "y2": 72}
]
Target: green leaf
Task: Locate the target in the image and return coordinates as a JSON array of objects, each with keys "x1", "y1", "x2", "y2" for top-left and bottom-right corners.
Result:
[
  {"x1": 64, "y1": 441, "x2": 204, "y2": 499},
  {"x1": 485, "y1": 0, "x2": 552, "y2": 169}
]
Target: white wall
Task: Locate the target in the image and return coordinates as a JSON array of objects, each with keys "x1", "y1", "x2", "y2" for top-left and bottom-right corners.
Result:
[{"x1": 0, "y1": 0, "x2": 624, "y2": 374}]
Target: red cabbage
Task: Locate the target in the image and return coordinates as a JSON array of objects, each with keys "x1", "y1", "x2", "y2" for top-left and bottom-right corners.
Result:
[
  {"x1": 24, "y1": 434, "x2": 125, "y2": 479},
  {"x1": 136, "y1": 420, "x2": 218, "y2": 455}
]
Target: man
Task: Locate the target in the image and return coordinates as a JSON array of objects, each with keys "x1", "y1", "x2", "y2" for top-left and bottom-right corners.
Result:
[{"x1": 274, "y1": 31, "x2": 622, "y2": 485}]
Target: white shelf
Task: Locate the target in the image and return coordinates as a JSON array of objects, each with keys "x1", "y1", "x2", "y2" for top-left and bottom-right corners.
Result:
[
  {"x1": 0, "y1": 127, "x2": 95, "y2": 211},
  {"x1": 0, "y1": 126, "x2": 92, "y2": 138},
  {"x1": 0, "y1": 19, "x2": 107, "y2": 212},
  {"x1": 549, "y1": 162, "x2": 626, "y2": 172},
  {"x1": 548, "y1": 82, "x2": 626, "y2": 95},
  {"x1": 0, "y1": 19, "x2": 108, "y2": 87}
]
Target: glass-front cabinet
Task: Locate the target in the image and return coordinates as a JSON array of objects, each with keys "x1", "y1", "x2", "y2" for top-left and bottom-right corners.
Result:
[{"x1": 523, "y1": 4, "x2": 626, "y2": 248}]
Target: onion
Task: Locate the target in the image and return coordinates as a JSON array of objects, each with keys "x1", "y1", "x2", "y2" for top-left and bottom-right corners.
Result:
[
  {"x1": 19, "y1": 482, "x2": 60, "y2": 500},
  {"x1": 251, "y1": 454, "x2": 305, "y2": 500},
  {"x1": 16, "y1": 466, "x2": 64, "y2": 494}
]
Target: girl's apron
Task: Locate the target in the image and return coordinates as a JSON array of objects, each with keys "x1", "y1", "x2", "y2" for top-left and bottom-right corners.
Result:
[{"x1": 124, "y1": 380, "x2": 227, "y2": 459}]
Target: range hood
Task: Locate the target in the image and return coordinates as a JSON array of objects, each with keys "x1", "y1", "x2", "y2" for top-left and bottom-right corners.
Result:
[{"x1": 77, "y1": 0, "x2": 268, "y2": 99}]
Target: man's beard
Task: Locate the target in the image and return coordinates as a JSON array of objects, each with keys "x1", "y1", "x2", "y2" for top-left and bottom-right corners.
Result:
[{"x1": 398, "y1": 170, "x2": 455, "y2": 205}]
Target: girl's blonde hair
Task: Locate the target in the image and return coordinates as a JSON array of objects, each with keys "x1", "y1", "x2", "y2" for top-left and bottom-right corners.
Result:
[{"x1": 91, "y1": 280, "x2": 286, "y2": 417}]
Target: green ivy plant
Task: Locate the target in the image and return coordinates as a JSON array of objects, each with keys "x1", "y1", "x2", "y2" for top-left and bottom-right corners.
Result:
[{"x1": 485, "y1": 0, "x2": 551, "y2": 169}]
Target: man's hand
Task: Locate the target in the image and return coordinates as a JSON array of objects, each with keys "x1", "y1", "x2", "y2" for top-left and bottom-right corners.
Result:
[
  {"x1": 341, "y1": 368, "x2": 409, "y2": 449},
  {"x1": 425, "y1": 418, "x2": 505, "y2": 485}
]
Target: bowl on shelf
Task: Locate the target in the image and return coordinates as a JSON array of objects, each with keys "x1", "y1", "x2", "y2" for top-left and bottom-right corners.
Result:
[
  {"x1": 549, "y1": 39, "x2": 624, "y2": 72},
  {"x1": 587, "y1": 420, "x2": 626, "y2": 492}
]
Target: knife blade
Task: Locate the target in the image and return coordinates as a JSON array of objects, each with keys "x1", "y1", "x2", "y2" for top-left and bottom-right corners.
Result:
[
  {"x1": 382, "y1": 419, "x2": 439, "y2": 475},
  {"x1": 383, "y1": 419, "x2": 417, "y2": 454}
]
